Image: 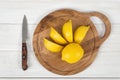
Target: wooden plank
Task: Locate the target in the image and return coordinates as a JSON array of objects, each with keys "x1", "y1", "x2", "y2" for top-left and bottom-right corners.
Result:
[
  {"x1": 0, "y1": 79, "x2": 118, "y2": 80},
  {"x1": 0, "y1": 0, "x2": 119, "y2": 24},
  {"x1": 0, "y1": 79, "x2": 85, "y2": 80},
  {"x1": 0, "y1": 50, "x2": 119, "y2": 77},
  {"x1": 0, "y1": 24, "x2": 119, "y2": 77},
  {"x1": 0, "y1": 0, "x2": 119, "y2": 78},
  {"x1": 0, "y1": 24, "x2": 119, "y2": 51}
]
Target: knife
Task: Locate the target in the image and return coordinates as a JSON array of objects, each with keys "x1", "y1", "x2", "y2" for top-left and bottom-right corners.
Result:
[{"x1": 22, "y1": 15, "x2": 28, "y2": 70}]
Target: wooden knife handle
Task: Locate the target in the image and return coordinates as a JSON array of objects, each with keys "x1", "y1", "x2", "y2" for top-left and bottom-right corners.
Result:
[{"x1": 22, "y1": 43, "x2": 28, "y2": 70}]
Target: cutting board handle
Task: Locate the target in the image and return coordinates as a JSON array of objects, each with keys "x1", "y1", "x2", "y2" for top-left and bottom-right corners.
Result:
[{"x1": 89, "y1": 12, "x2": 111, "y2": 46}]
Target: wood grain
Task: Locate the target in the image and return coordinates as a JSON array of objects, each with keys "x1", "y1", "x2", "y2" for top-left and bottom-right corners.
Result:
[
  {"x1": 33, "y1": 9, "x2": 111, "y2": 75},
  {"x1": 0, "y1": 0, "x2": 119, "y2": 78},
  {"x1": 22, "y1": 43, "x2": 28, "y2": 70}
]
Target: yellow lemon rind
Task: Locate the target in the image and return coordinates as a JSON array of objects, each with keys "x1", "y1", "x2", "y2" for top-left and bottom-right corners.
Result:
[
  {"x1": 61, "y1": 43, "x2": 84, "y2": 64},
  {"x1": 44, "y1": 38, "x2": 63, "y2": 52},
  {"x1": 50, "y1": 27, "x2": 67, "y2": 45},
  {"x1": 74, "y1": 26, "x2": 90, "y2": 44},
  {"x1": 62, "y1": 20, "x2": 73, "y2": 43}
]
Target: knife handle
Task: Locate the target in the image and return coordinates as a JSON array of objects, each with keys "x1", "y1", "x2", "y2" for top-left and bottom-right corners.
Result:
[{"x1": 22, "y1": 43, "x2": 28, "y2": 70}]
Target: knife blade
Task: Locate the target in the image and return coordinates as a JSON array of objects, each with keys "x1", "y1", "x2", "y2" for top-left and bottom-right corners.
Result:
[{"x1": 22, "y1": 15, "x2": 28, "y2": 70}]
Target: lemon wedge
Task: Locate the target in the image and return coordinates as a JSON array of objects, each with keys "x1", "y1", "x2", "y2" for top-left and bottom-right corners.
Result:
[
  {"x1": 62, "y1": 20, "x2": 73, "y2": 42},
  {"x1": 50, "y1": 27, "x2": 67, "y2": 45},
  {"x1": 44, "y1": 38, "x2": 63, "y2": 52},
  {"x1": 62, "y1": 43, "x2": 84, "y2": 64},
  {"x1": 74, "y1": 26, "x2": 90, "y2": 43}
]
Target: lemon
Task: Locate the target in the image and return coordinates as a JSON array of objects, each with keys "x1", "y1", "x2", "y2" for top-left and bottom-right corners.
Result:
[
  {"x1": 62, "y1": 43, "x2": 84, "y2": 64},
  {"x1": 50, "y1": 27, "x2": 67, "y2": 45},
  {"x1": 44, "y1": 38, "x2": 63, "y2": 52},
  {"x1": 62, "y1": 20, "x2": 73, "y2": 42},
  {"x1": 74, "y1": 26, "x2": 90, "y2": 43}
]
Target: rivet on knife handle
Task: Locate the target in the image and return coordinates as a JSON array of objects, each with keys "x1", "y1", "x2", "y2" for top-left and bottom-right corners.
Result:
[{"x1": 22, "y1": 43, "x2": 28, "y2": 70}]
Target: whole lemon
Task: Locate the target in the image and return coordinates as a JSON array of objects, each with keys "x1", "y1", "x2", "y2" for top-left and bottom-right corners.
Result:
[{"x1": 62, "y1": 43, "x2": 84, "y2": 64}]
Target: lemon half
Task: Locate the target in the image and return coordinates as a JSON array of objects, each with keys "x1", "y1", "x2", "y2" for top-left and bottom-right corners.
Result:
[{"x1": 62, "y1": 43, "x2": 84, "y2": 64}]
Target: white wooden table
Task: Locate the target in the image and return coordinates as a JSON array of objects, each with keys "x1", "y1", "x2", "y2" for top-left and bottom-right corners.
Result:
[{"x1": 0, "y1": 0, "x2": 120, "y2": 79}]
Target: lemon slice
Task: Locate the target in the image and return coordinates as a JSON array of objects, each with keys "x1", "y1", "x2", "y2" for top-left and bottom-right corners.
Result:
[
  {"x1": 50, "y1": 27, "x2": 67, "y2": 45},
  {"x1": 44, "y1": 38, "x2": 63, "y2": 52},
  {"x1": 62, "y1": 20, "x2": 73, "y2": 42},
  {"x1": 74, "y1": 26, "x2": 90, "y2": 43},
  {"x1": 62, "y1": 43, "x2": 84, "y2": 64}
]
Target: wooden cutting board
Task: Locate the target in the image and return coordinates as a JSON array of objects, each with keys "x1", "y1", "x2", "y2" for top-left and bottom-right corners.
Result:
[{"x1": 33, "y1": 9, "x2": 111, "y2": 75}]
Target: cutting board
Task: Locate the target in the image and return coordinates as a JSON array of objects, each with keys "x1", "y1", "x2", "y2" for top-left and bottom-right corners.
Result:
[{"x1": 33, "y1": 9, "x2": 111, "y2": 75}]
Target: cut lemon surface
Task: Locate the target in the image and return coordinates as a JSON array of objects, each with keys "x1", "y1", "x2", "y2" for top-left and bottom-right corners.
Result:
[
  {"x1": 62, "y1": 20, "x2": 73, "y2": 42},
  {"x1": 50, "y1": 27, "x2": 67, "y2": 45},
  {"x1": 44, "y1": 38, "x2": 63, "y2": 52}
]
